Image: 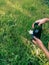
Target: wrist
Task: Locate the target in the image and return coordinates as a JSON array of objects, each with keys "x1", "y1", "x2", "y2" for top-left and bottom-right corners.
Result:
[{"x1": 44, "y1": 18, "x2": 49, "y2": 22}]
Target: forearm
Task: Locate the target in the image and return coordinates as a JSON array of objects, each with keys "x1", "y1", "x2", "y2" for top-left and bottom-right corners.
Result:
[
  {"x1": 44, "y1": 18, "x2": 49, "y2": 23},
  {"x1": 38, "y1": 42, "x2": 49, "y2": 59}
]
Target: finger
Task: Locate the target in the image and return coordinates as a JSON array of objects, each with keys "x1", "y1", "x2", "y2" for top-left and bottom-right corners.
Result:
[
  {"x1": 38, "y1": 23, "x2": 41, "y2": 26},
  {"x1": 33, "y1": 36, "x2": 38, "y2": 40},
  {"x1": 35, "y1": 21, "x2": 41, "y2": 26},
  {"x1": 32, "y1": 24, "x2": 34, "y2": 28},
  {"x1": 38, "y1": 22, "x2": 42, "y2": 26},
  {"x1": 32, "y1": 40, "x2": 37, "y2": 45}
]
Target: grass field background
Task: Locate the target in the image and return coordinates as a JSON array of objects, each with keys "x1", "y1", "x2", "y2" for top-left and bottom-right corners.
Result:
[{"x1": 0, "y1": 0, "x2": 49, "y2": 65}]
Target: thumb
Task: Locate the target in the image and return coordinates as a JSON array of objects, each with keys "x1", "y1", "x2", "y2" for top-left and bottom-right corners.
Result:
[
  {"x1": 32, "y1": 40, "x2": 37, "y2": 45},
  {"x1": 33, "y1": 36, "x2": 38, "y2": 40}
]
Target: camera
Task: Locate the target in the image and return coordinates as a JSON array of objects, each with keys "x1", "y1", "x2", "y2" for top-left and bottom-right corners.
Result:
[{"x1": 33, "y1": 22, "x2": 42, "y2": 39}]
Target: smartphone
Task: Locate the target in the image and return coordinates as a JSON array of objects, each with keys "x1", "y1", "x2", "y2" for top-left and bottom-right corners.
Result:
[{"x1": 33, "y1": 22, "x2": 42, "y2": 39}]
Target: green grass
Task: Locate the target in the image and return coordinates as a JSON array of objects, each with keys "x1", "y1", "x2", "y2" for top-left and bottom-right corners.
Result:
[{"x1": 0, "y1": 0, "x2": 49, "y2": 65}]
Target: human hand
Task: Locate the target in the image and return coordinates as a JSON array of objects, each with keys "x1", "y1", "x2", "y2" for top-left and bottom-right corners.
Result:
[
  {"x1": 32, "y1": 36, "x2": 43, "y2": 47},
  {"x1": 32, "y1": 37, "x2": 49, "y2": 59},
  {"x1": 32, "y1": 18, "x2": 47, "y2": 28}
]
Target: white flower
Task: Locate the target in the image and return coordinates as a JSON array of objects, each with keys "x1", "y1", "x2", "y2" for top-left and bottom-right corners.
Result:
[{"x1": 28, "y1": 30, "x2": 33, "y2": 34}]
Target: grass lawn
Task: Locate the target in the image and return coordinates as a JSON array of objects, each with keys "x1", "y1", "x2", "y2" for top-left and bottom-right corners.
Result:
[{"x1": 0, "y1": 0, "x2": 49, "y2": 65}]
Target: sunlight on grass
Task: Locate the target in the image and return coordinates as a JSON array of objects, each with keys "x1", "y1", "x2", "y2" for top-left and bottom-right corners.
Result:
[
  {"x1": 0, "y1": 10, "x2": 5, "y2": 15},
  {"x1": 6, "y1": 0, "x2": 32, "y2": 17}
]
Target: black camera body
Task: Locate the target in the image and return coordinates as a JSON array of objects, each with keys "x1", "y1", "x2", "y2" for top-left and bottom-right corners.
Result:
[{"x1": 33, "y1": 22, "x2": 42, "y2": 39}]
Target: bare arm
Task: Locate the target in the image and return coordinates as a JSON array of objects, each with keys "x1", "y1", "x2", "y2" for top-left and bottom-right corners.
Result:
[
  {"x1": 35, "y1": 18, "x2": 49, "y2": 25},
  {"x1": 32, "y1": 18, "x2": 49, "y2": 59},
  {"x1": 45, "y1": 18, "x2": 49, "y2": 22},
  {"x1": 32, "y1": 18, "x2": 49, "y2": 28},
  {"x1": 32, "y1": 37, "x2": 49, "y2": 59}
]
